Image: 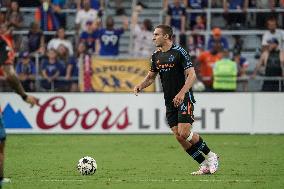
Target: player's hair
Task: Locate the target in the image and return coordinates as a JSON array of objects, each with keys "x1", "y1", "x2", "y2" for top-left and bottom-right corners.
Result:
[{"x1": 155, "y1": 25, "x2": 173, "y2": 40}]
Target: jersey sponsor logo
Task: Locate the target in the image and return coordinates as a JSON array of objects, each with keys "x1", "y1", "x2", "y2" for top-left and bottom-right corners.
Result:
[{"x1": 156, "y1": 59, "x2": 175, "y2": 72}]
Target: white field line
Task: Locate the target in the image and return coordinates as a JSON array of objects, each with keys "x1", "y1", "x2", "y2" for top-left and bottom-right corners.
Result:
[{"x1": 37, "y1": 178, "x2": 256, "y2": 183}]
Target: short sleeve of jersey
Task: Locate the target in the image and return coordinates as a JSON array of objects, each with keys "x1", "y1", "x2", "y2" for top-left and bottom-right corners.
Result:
[
  {"x1": 178, "y1": 47, "x2": 193, "y2": 70},
  {"x1": 150, "y1": 53, "x2": 158, "y2": 72},
  {"x1": 0, "y1": 38, "x2": 8, "y2": 66}
]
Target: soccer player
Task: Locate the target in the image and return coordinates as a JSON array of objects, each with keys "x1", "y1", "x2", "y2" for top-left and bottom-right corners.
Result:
[
  {"x1": 133, "y1": 25, "x2": 219, "y2": 175},
  {"x1": 0, "y1": 23, "x2": 38, "y2": 186}
]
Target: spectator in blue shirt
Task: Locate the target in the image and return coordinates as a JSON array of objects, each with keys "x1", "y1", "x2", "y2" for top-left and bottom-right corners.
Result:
[
  {"x1": 95, "y1": 15, "x2": 128, "y2": 56},
  {"x1": 223, "y1": 0, "x2": 248, "y2": 29},
  {"x1": 207, "y1": 27, "x2": 229, "y2": 53},
  {"x1": 52, "y1": 0, "x2": 67, "y2": 28},
  {"x1": 185, "y1": 0, "x2": 207, "y2": 29},
  {"x1": 57, "y1": 44, "x2": 78, "y2": 91},
  {"x1": 165, "y1": 0, "x2": 186, "y2": 33},
  {"x1": 16, "y1": 51, "x2": 36, "y2": 92},
  {"x1": 40, "y1": 49, "x2": 63, "y2": 91},
  {"x1": 27, "y1": 22, "x2": 45, "y2": 54},
  {"x1": 80, "y1": 20, "x2": 99, "y2": 54}
]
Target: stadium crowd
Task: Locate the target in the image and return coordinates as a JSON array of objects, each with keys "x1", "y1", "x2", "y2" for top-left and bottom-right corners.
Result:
[{"x1": 0, "y1": 0, "x2": 283, "y2": 92}]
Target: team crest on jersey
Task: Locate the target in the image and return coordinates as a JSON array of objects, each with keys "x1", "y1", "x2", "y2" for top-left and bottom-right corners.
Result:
[{"x1": 168, "y1": 54, "x2": 175, "y2": 62}]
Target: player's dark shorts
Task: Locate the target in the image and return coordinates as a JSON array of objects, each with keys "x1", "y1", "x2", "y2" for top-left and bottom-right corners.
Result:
[
  {"x1": 0, "y1": 113, "x2": 7, "y2": 142},
  {"x1": 165, "y1": 92, "x2": 195, "y2": 128}
]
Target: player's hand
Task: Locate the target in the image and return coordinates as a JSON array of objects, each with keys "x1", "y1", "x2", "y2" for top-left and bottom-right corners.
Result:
[
  {"x1": 173, "y1": 91, "x2": 185, "y2": 107},
  {"x1": 25, "y1": 95, "x2": 39, "y2": 108},
  {"x1": 133, "y1": 85, "x2": 142, "y2": 96}
]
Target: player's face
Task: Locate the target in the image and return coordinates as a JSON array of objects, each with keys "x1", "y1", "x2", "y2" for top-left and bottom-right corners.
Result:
[{"x1": 152, "y1": 28, "x2": 165, "y2": 47}]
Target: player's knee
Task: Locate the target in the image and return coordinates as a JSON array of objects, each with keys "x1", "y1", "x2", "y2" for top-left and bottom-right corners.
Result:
[
  {"x1": 175, "y1": 134, "x2": 184, "y2": 143},
  {"x1": 179, "y1": 132, "x2": 189, "y2": 140}
]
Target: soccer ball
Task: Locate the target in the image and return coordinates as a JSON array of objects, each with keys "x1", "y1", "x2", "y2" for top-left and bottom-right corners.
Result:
[{"x1": 77, "y1": 156, "x2": 97, "y2": 175}]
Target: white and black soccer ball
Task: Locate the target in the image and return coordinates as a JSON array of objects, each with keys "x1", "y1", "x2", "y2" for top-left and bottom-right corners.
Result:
[{"x1": 77, "y1": 156, "x2": 97, "y2": 175}]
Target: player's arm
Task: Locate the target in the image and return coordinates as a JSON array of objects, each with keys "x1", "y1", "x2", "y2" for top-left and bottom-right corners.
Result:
[
  {"x1": 2, "y1": 64, "x2": 38, "y2": 106},
  {"x1": 133, "y1": 71, "x2": 158, "y2": 96},
  {"x1": 173, "y1": 67, "x2": 196, "y2": 107}
]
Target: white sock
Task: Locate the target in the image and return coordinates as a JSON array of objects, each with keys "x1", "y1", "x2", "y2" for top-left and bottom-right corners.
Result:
[{"x1": 207, "y1": 151, "x2": 215, "y2": 158}]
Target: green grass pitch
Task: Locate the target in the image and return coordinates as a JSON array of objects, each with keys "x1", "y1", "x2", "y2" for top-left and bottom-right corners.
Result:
[{"x1": 4, "y1": 135, "x2": 284, "y2": 189}]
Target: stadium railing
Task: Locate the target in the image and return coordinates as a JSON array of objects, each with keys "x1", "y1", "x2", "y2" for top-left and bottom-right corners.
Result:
[
  {"x1": 159, "y1": 7, "x2": 284, "y2": 50},
  {"x1": 1, "y1": 52, "x2": 283, "y2": 92}
]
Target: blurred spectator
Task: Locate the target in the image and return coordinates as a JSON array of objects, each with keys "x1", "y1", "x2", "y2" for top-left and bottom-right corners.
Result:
[
  {"x1": 233, "y1": 49, "x2": 249, "y2": 91},
  {"x1": 213, "y1": 54, "x2": 238, "y2": 92},
  {"x1": 95, "y1": 15, "x2": 128, "y2": 56},
  {"x1": 233, "y1": 49, "x2": 248, "y2": 77},
  {"x1": 79, "y1": 20, "x2": 99, "y2": 54},
  {"x1": 262, "y1": 16, "x2": 284, "y2": 51},
  {"x1": 253, "y1": 0, "x2": 277, "y2": 29},
  {"x1": 35, "y1": 0, "x2": 60, "y2": 32},
  {"x1": 252, "y1": 38, "x2": 284, "y2": 92},
  {"x1": 188, "y1": 15, "x2": 205, "y2": 57},
  {"x1": 165, "y1": 0, "x2": 186, "y2": 34},
  {"x1": 207, "y1": 27, "x2": 229, "y2": 52},
  {"x1": 76, "y1": 0, "x2": 104, "y2": 11},
  {"x1": 211, "y1": 0, "x2": 222, "y2": 8},
  {"x1": 47, "y1": 27, "x2": 74, "y2": 55},
  {"x1": 280, "y1": 0, "x2": 284, "y2": 29},
  {"x1": 5, "y1": 0, "x2": 23, "y2": 29},
  {"x1": 27, "y1": 22, "x2": 45, "y2": 54},
  {"x1": 232, "y1": 35, "x2": 243, "y2": 53},
  {"x1": 113, "y1": 0, "x2": 126, "y2": 16},
  {"x1": 18, "y1": 0, "x2": 41, "y2": 7},
  {"x1": 15, "y1": 51, "x2": 36, "y2": 92},
  {"x1": 131, "y1": 5, "x2": 154, "y2": 57},
  {"x1": 5, "y1": 0, "x2": 23, "y2": 51},
  {"x1": 52, "y1": 0, "x2": 67, "y2": 28},
  {"x1": 0, "y1": 12, "x2": 5, "y2": 25},
  {"x1": 75, "y1": 0, "x2": 98, "y2": 34},
  {"x1": 184, "y1": 0, "x2": 207, "y2": 29},
  {"x1": 223, "y1": 0, "x2": 248, "y2": 29},
  {"x1": 58, "y1": 44, "x2": 79, "y2": 92},
  {"x1": 197, "y1": 42, "x2": 223, "y2": 91},
  {"x1": 57, "y1": 44, "x2": 75, "y2": 91},
  {"x1": 40, "y1": 48, "x2": 63, "y2": 91},
  {"x1": 0, "y1": 0, "x2": 11, "y2": 7}
]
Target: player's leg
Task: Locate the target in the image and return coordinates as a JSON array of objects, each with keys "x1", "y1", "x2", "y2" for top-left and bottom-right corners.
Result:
[
  {"x1": 189, "y1": 133, "x2": 219, "y2": 174},
  {"x1": 171, "y1": 126, "x2": 191, "y2": 150},
  {"x1": 178, "y1": 93, "x2": 218, "y2": 174},
  {"x1": 178, "y1": 121, "x2": 219, "y2": 174},
  {"x1": 168, "y1": 109, "x2": 208, "y2": 174},
  {"x1": 177, "y1": 122, "x2": 209, "y2": 175}
]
